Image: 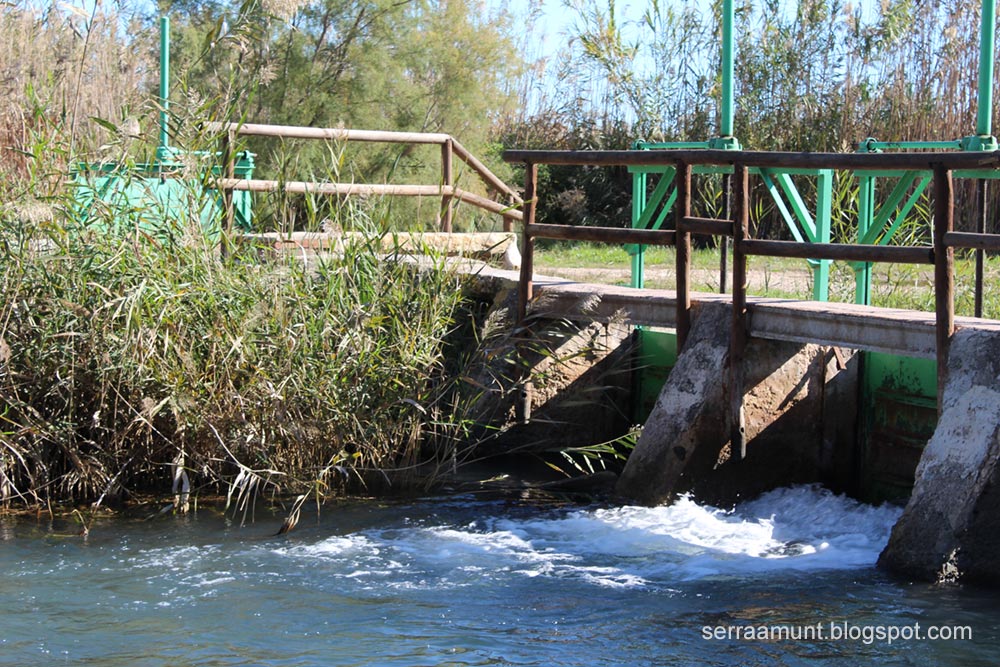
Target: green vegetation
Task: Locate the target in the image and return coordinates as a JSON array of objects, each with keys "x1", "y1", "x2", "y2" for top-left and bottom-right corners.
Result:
[
  {"x1": 0, "y1": 0, "x2": 528, "y2": 509},
  {"x1": 501, "y1": 0, "x2": 998, "y2": 235},
  {"x1": 3, "y1": 0, "x2": 1000, "y2": 510},
  {"x1": 0, "y1": 204, "x2": 481, "y2": 506}
]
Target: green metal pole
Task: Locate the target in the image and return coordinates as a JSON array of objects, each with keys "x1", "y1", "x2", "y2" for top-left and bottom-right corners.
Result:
[
  {"x1": 813, "y1": 170, "x2": 832, "y2": 301},
  {"x1": 721, "y1": 0, "x2": 734, "y2": 139},
  {"x1": 855, "y1": 174, "x2": 875, "y2": 305},
  {"x1": 978, "y1": 0, "x2": 996, "y2": 138},
  {"x1": 159, "y1": 16, "x2": 170, "y2": 151},
  {"x1": 630, "y1": 170, "x2": 647, "y2": 288}
]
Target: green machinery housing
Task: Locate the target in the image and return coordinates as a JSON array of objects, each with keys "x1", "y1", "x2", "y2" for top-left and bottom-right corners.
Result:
[
  {"x1": 628, "y1": 0, "x2": 1000, "y2": 501},
  {"x1": 72, "y1": 17, "x2": 254, "y2": 240}
]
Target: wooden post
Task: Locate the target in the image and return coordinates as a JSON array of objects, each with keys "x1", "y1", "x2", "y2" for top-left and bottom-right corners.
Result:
[
  {"x1": 730, "y1": 163, "x2": 749, "y2": 461},
  {"x1": 975, "y1": 179, "x2": 987, "y2": 317},
  {"x1": 440, "y1": 138, "x2": 454, "y2": 233},
  {"x1": 675, "y1": 161, "x2": 692, "y2": 351},
  {"x1": 933, "y1": 165, "x2": 955, "y2": 415},
  {"x1": 720, "y1": 172, "x2": 732, "y2": 294},
  {"x1": 517, "y1": 162, "x2": 538, "y2": 324}
]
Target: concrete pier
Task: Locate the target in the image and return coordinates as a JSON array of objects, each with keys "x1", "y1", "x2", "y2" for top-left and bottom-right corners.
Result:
[{"x1": 878, "y1": 329, "x2": 1000, "y2": 584}]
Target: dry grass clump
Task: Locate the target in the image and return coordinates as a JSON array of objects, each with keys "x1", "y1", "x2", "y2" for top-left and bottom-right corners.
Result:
[
  {"x1": 0, "y1": 3, "x2": 153, "y2": 186},
  {"x1": 0, "y1": 204, "x2": 470, "y2": 507}
]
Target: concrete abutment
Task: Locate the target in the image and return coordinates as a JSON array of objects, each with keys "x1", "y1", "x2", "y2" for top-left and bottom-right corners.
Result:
[
  {"x1": 878, "y1": 329, "x2": 1000, "y2": 584},
  {"x1": 615, "y1": 302, "x2": 859, "y2": 507}
]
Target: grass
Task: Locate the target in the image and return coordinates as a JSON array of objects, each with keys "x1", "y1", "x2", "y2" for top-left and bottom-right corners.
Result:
[{"x1": 0, "y1": 204, "x2": 484, "y2": 508}]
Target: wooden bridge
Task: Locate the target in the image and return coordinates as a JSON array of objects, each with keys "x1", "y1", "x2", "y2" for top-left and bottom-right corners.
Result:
[
  {"x1": 207, "y1": 122, "x2": 1000, "y2": 436},
  {"x1": 483, "y1": 147, "x2": 1000, "y2": 498},
  {"x1": 501, "y1": 148, "x2": 1000, "y2": 426}
]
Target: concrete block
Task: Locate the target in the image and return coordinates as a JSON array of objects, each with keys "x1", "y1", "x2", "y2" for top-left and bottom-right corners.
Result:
[{"x1": 879, "y1": 329, "x2": 1000, "y2": 584}]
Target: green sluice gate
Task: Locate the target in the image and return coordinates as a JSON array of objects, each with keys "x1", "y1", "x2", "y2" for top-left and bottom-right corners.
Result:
[
  {"x1": 71, "y1": 152, "x2": 255, "y2": 241},
  {"x1": 858, "y1": 351, "x2": 937, "y2": 503},
  {"x1": 632, "y1": 328, "x2": 937, "y2": 501},
  {"x1": 632, "y1": 328, "x2": 678, "y2": 423}
]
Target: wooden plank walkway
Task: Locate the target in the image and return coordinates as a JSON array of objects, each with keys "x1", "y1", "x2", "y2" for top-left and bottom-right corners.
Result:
[{"x1": 468, "y1": 263, "x2": 1000, "y2": 359}]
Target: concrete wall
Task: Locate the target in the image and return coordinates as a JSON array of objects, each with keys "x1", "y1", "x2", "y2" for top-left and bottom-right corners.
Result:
[
  {"x1": 459, "y1": 280, "x2": 633, "y2": 459},
  {"x1": 616, "y1": 302, "x2": 859, "y2": 507},
  {"x1": 879, "y1": 329, "x2": 1000, "y2": 584}
]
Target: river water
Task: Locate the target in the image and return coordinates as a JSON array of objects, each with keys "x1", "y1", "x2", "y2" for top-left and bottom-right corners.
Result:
[{"x1": 1, "y1": 484, "x2": 998, "y2": 666}]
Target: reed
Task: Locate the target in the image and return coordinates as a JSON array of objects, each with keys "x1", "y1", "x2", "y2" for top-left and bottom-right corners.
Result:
[
  {"x1": 0, "y1": 194, "x2": 479, "y2": 507},
  {"x1": 0, "y1": 1, "x2": 519, "y2": 510}
]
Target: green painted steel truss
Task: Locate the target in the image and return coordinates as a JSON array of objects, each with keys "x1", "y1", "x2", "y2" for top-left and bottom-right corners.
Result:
[{"x1": 629, "y1": 139, "x2": 1000, "y2": 305}]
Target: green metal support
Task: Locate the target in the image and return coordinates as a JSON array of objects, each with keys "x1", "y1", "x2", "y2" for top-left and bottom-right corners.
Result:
[
  {"x1": 629, "y1": 166, "x2": 677, "y2": 288},
  {"x1": 720, "y1": 0, "x2": 734, "y2": 139},
  {"x1": 975, "y1": 0, "x2": 998, "y2": 143},
  {"x1": 156, "y1": 16, "x2": 182, "y2": 165},
  {"x1": 759, "y1": 170, "x2": 808, "y2": 243},
  {"x1": 813, "y1": 170, "x2": 832, "y2": 301},
  {"x1": 855, "y1": 172, "x2": 876, "y2": 305},
  {"x1": 630, "y1": 169, "x2": 647, "y2": 288},
  {"x1": 757, "y1": 168, "x2": 832, "y2": 300},
  {"x1": 774, "y1": 172, "x2": 818, "y2": 241},
  {"x1": 859, "y1": 172, "x2": 932, "y2": 246},
  {"x1": 158, "y1": 17, "x2": 170, "y2": 158}
]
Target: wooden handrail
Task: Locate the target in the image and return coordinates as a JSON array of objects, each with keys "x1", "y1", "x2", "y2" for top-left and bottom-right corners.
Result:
[
  {"x1": 452, "y1": 139, "x2": 522, "y2": 203},
  {"x1": 208, "y1": 121, "x2": 522, "y2": 232},
  {"x1": 502, "y1": 148, "x2": 1000, "y2": 172},
  {"x1": 503, "y1": 146, "x2": 1000, "y2": 416},
  {"x1": 206, "y1": 122, "x2": 453, "y2": 145}
]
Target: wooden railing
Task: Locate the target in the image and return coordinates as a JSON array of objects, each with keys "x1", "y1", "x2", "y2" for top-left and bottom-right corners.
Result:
[
  {"x1": 207, "y1": 122, "x2": 522, "y2": 234},
  {"x1": 503, "y1": 147, "x2": 1000, "y2": 454}
]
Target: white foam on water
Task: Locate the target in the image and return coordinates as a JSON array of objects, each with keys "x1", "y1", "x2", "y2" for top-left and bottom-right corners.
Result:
[{"x1": 279, "y1": 485, "x2": 902, "y2": 590}]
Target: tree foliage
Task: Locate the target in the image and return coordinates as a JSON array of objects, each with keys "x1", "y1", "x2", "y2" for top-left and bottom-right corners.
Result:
[
  {"x1": 160, "y1": 0, "x2": 522, "y2": 188},
  {"x1": 500, "y1": 0, "x2": 999, "y2": 230}
]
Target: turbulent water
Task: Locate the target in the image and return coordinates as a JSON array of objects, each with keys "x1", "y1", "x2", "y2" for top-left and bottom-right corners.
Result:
[{"x1": 1, "y1": 485, "x2": 998, "y2": 666}]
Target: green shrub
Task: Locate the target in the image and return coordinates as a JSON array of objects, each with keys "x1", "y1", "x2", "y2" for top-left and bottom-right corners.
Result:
[{"x1": 0, "y1": 210, "x2": 469, "y2": 506}]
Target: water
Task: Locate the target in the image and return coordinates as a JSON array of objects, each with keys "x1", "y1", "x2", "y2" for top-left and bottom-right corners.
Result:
[{"x1": 1, "y1": 485, "x2": 998, "y2": 666}]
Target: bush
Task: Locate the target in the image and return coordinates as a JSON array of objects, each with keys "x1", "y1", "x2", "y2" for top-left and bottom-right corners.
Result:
[{"x1": 0, "y1": 209, "x2": 469, "y2": 506}]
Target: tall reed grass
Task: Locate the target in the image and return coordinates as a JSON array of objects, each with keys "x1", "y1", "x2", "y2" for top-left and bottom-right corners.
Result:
[
  {"x1": 0, "y1": 1, "x2": 517, "y2": 510},
  {"x1": 0, "y1": 196, "x2": 476, "y2": 507}
]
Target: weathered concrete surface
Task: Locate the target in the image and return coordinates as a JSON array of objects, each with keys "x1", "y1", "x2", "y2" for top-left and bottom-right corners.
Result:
[
  {"x1": 688, "y1": 338, "x2": 858, "y2": 505},
  {"x1": 459, "y1": 281, "x2": 633, "y2": 456},
  {"x1": 462, "y1": 263, "x2": 1000, "y2": 358},
  {"x1": 615, "y1": 302, "x2": 859, "y2": 506},
  {"x1": 613, "y1": 303, "x2": 730, "y2": 505},
  {"x1": 879, "y1": 329, "x2": 1000, "y2": 584}
]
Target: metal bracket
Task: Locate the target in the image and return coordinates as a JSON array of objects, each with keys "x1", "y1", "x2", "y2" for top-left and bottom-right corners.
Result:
[{"x1": 960, "y1": 135, "x2": 999, "y2": 151}]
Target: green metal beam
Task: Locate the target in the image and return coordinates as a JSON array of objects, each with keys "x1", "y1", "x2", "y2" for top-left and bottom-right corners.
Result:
[
  {"x1": 634, "y1": 169, "x2": 676, "y2": 230},
  {"x1": 774, "y1": 172, "x2": 818, "y2": 241},
  {"x1": 859, "y1": 171, "x2": 919, "y2": 245},
  {"x1": 630, "y1": 167, "x2": 677, "y2": 288},
  {"x1": 721, "y1": 0, "x2": 734, "y2": 139},
  {"x1": 812, "y1": 170, "x2": 833, "y2": 301},
  {"x1": 159, "y1": 16, "x2": 170, "y2": 152},
  {"x1": 876, "y1": 174, "x2": 932, "y2": 246},
  {"x1": 759, "y1": 169, "x2": 808, "y2": 244},
  {"x1": 978, "y1": 0, "x2": 997, "y2": 138},
  {"x1": 858, "y1": 139, "x2": 962, "y2": 152},
  {"x1": 630, "y1": 170, "x2": 647, "y2": 288},
  {"x1": 859, "y1": 172, "x2": 931, "y2": 246},
  {"x1": 855, "y1": 174, "x2": 876, "y2": 305}
]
